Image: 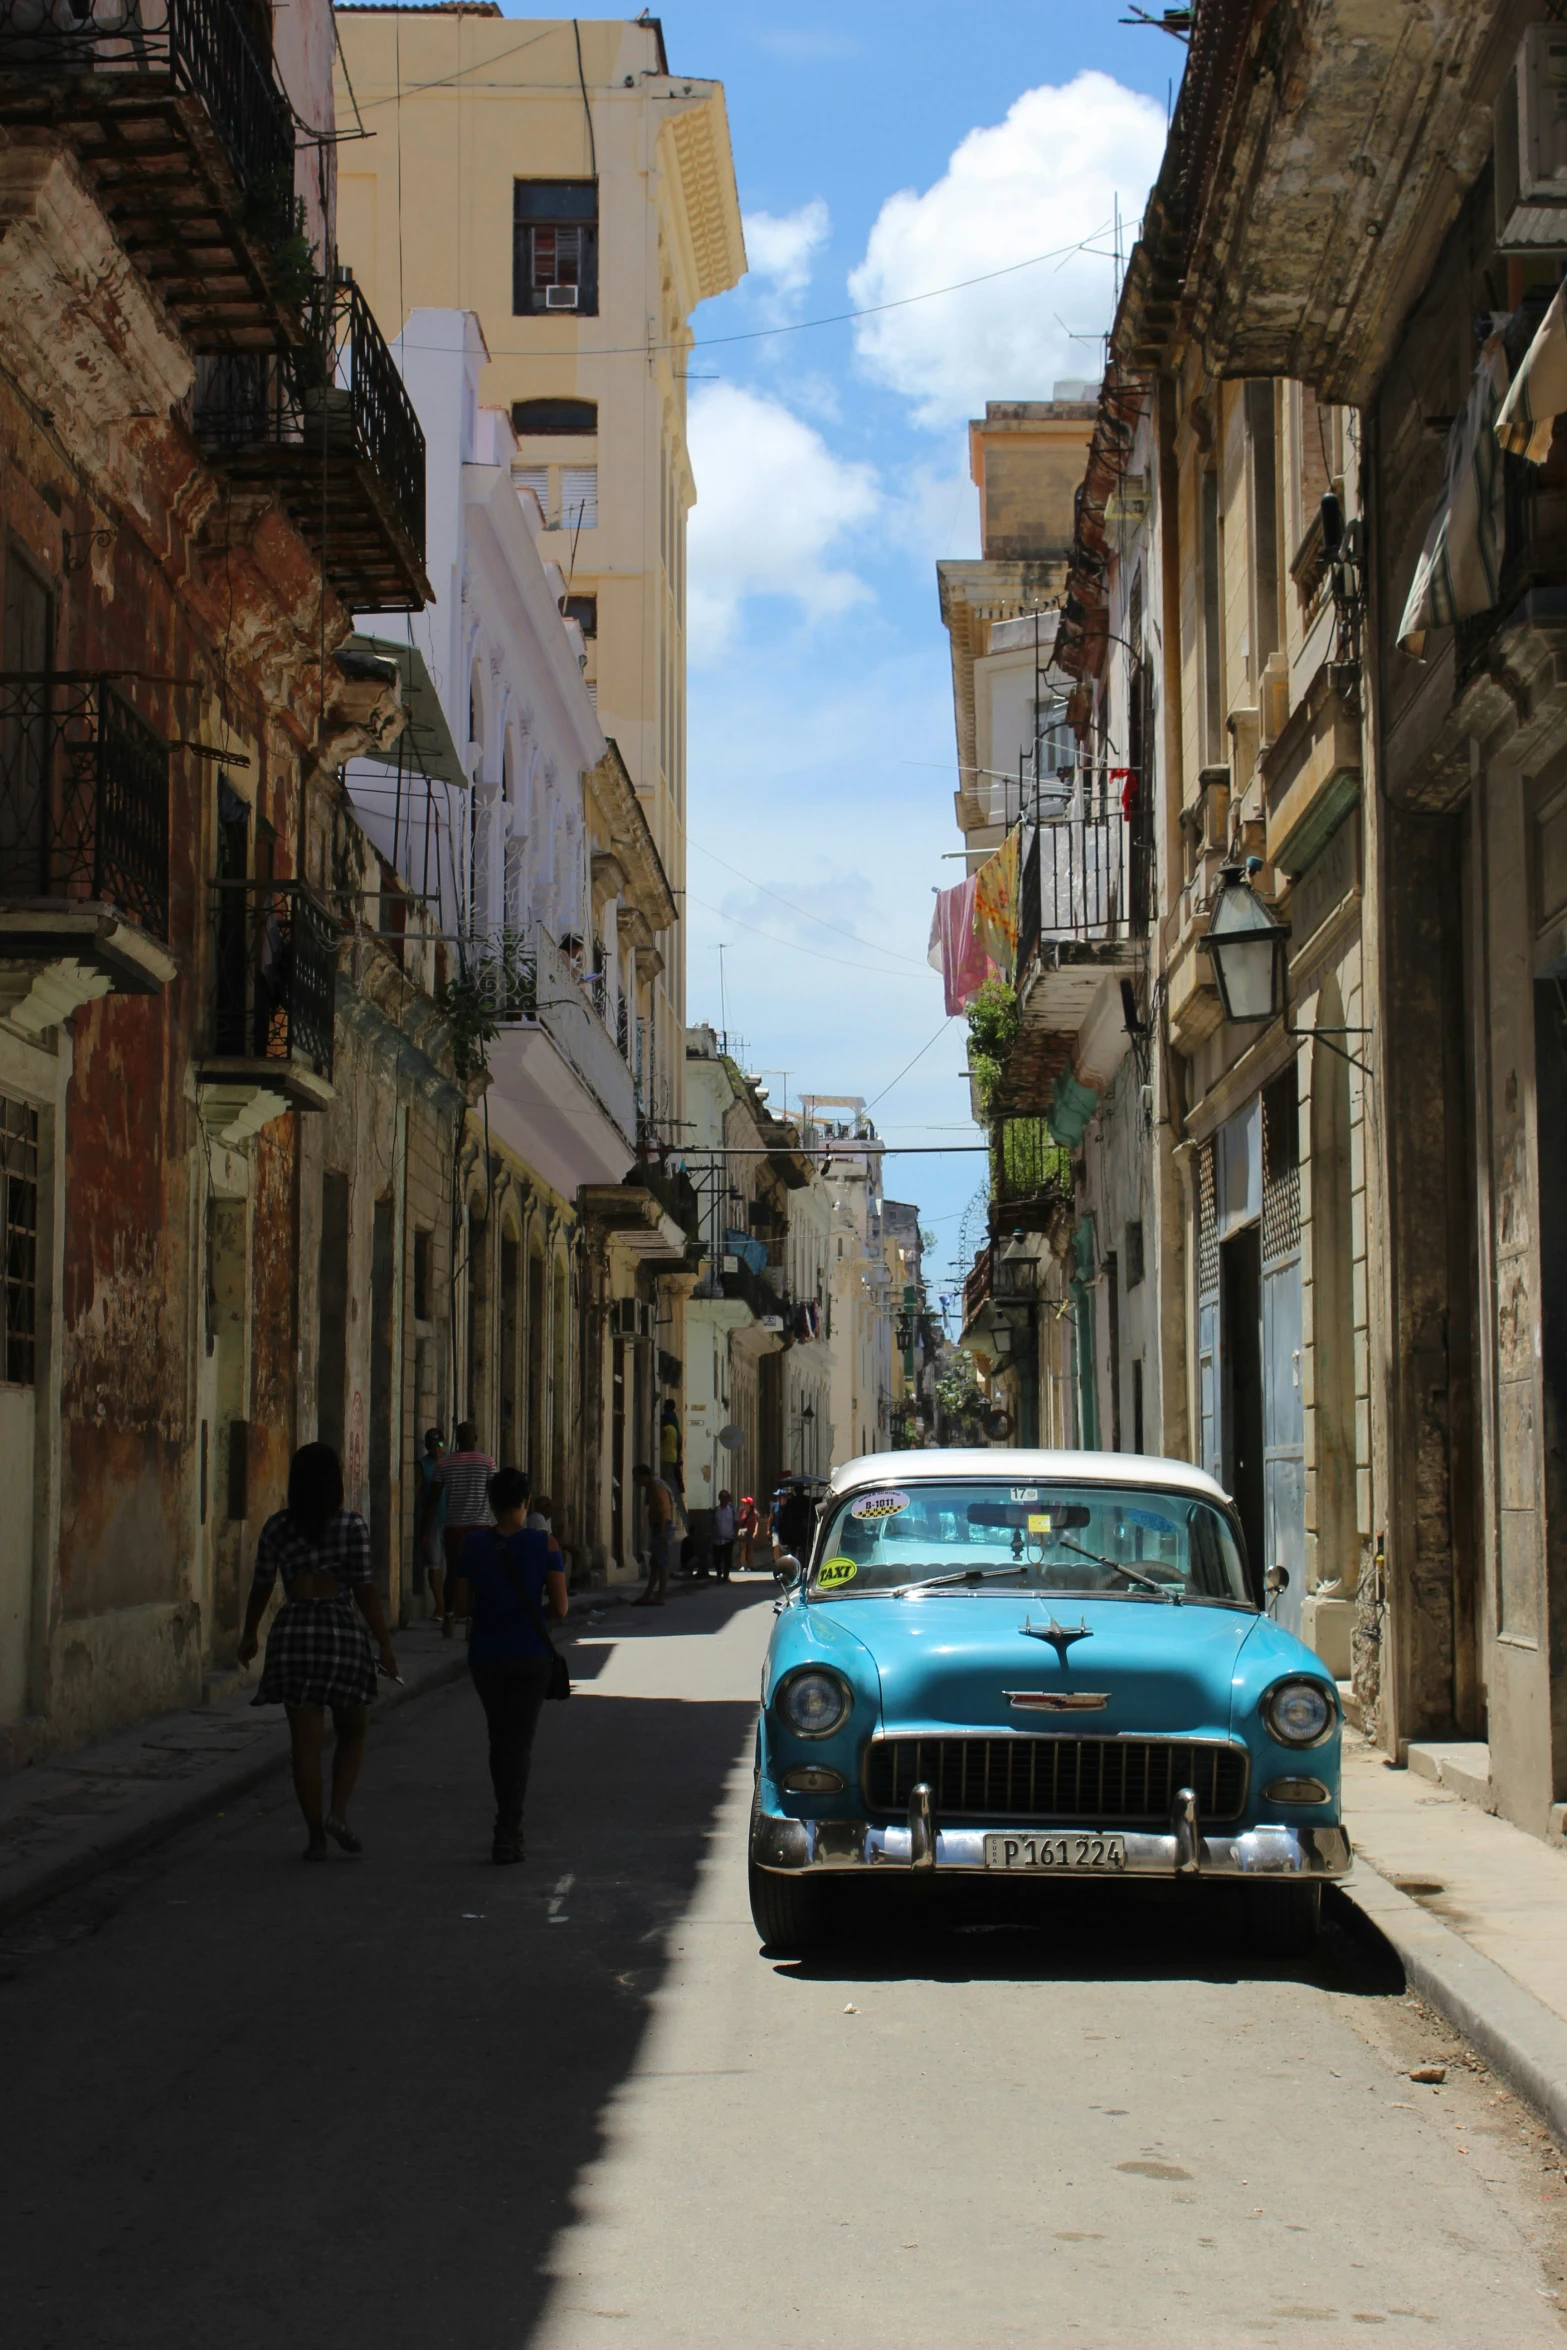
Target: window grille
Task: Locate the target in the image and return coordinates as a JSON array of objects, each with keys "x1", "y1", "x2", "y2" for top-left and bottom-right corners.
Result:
[
  {"x1": 1262, "y1": 1069, "x2": 1301, "y2": 1260},
  {"x1": 1197, "y1": 1139, "x2": 1218, "y2": 1296},
  {"x1": 1, "y1": 1095, "x2": 38, "y2": 1386}
]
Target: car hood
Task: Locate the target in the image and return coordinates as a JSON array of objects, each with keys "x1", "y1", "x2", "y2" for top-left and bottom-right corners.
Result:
[{"x1": 809, "y1": 1593, "x2": 1262, "y2": 1742}]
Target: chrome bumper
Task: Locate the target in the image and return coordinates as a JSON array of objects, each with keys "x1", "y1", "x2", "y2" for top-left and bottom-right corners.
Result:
[{"x1": 752, "y1": 1805, "x2": 1351, "y2": 1882}]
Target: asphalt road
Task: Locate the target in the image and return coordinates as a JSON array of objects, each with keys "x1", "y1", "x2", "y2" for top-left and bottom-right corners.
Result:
[{"x1": 3, "y1": 1578, "x2": 1566, "y2": 2350}]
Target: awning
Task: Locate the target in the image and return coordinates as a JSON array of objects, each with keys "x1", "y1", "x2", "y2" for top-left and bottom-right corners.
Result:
[
  {"x1": 1496, "y1": 285, "x2": 1567, "y2": 465},
  {"x1": 342, "y1": 633, "x2": 468, "y2": 791},
  {"x1": 1397, "y1": 335, "x2": 1510, "y2": 659}
]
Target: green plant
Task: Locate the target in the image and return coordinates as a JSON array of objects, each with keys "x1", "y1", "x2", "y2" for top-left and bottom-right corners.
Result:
[
  {"x1": 439, "y1": 930, "x2": 536, "y2": 1078},
  {"x1": 245, "y1": 171, "x2": 318, "y2": 312},
  {"x1": 966, "y1": 976, "x2": 1019, "y2": 1110}
]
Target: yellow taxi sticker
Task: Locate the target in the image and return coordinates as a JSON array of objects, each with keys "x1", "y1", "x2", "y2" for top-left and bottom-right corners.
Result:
[
  {"x1": 1028, "y1": 1513, "x2": 1052, "y2": 1534},
  {"x1": 850, "y1": 1489, "x2": 909, "y2": 1520},
  {"x1": 818, "y1": 1556, "x2": 858, "y2": 1588}
]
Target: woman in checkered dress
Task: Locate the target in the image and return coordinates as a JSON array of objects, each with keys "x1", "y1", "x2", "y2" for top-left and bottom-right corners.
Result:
[{"x1": 238, "y1": 1443, "x2": 399, "y2": 1861}]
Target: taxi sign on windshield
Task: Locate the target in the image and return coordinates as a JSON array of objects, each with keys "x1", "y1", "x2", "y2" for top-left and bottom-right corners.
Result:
[{"x1": 850, "y1": 1490, "x2": 909, "y2": 1520}]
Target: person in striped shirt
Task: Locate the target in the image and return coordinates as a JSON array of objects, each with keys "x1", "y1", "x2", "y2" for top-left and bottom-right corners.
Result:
[{"x1": 436, "y1": 1420, "x2": 495, "y2": 1636}]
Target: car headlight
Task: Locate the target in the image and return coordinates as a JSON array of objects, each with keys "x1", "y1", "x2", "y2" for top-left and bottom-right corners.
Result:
[
  {"x1": 1261, "y1": 1676, "x2": 1336, "y2": 1748},
  {"x1": 775, "y1": 1667, "x2": 852, "y2": 1739}
]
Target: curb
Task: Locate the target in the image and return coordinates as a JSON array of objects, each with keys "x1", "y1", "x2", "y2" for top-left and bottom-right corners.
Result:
[{"x1": 1339, "y1": 1859, "x2": 1567, "y2": 2152}]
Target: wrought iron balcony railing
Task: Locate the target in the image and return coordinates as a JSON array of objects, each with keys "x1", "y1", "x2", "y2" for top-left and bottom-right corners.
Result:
[
  {"x1": 990, "y1": 1116, "x2": 1072, "y2": 1213},
  {"x1": 1017, "y1": 790, "x2": 1150, "y2": 974},
  {"x1": 0, "y1": 0, "x2": 301, "y2": 351},
  {"x1": 0, "y1": 672, "x2": 169, "y2": 939},
  {"x1": 210, "y1": 878, "x2": 336, "y2": 1079},
  {"x1": 193, "y1": 273, "x2": 429, "y2": 609}
]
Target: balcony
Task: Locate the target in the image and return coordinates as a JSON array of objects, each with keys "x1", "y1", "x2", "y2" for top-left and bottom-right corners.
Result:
[
  {"x1": 480, "y1": 924, "x2": 639, "y2": 1197},
  {"x1": 0, "y1": 0, "x2": 301, "y2": 352},
  {"x1": 1015, "y1": 793, "x2": 1146, "y2": 1040},
  {"x1": 990, "y1": 1115, "x2": 1072, "y2": 1237},
  {"x1": 197, "y1": 878, "x2": 336, "y2": 1144},
  {"x1": 193, "y1": 273, "x2": 429, "y2": 610},
  {"x1": 0, "y1": 672, "x2": 175, "y2": 1030}
]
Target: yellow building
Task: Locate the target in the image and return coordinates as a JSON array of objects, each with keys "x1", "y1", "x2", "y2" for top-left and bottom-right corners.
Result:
[{"x1": 332, "y1": 6, "x2": 744, "y2": 1142}]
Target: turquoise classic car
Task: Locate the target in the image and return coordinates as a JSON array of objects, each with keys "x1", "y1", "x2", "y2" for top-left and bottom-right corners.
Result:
[{"x1": 749, "y1": 1448, "x2": 1350, "y2": 1955}]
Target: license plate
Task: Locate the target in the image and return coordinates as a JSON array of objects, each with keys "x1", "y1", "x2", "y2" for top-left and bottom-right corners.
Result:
[{"x1": 983, "y1": 1831, "x2": 1127, "y2": 1872}]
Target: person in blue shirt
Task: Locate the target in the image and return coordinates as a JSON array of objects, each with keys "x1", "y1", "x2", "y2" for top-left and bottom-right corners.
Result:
[{"x1": 449, "y1": 1467, "x2": 568, "y2": 1863}]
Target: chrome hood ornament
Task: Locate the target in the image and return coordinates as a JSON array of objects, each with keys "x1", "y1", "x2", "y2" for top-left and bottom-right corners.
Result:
[{"x1": 1019, "y1": 1615, "x2": 1093, "y2": 1668}]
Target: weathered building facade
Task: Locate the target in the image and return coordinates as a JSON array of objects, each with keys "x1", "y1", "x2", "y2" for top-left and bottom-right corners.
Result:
[
  {"x1": 0, "y1": 0, "x2": 442, "y2": 1758},
  {"x1": 947, "y1": 0, "x2": 1567, "y2": 1848}
]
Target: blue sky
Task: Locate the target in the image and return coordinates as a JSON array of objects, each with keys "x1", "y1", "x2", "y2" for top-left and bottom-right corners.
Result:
[{"x1": 658, "y1": 3, "x2": 1175, "y2": 1315}]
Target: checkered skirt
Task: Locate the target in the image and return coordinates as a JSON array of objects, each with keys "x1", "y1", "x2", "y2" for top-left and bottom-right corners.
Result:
[{"x1": 252, "y1": 1594, "x2": 378, "y2": 1710}]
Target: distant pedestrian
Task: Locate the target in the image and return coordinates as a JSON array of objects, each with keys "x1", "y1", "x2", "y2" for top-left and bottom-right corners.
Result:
[
  {"x1": 415, "y1": 1427, "x2": 447, "y2": 1619},
  {"x1": 712, "y1": 1489, "x2": 736, "y2": 1582},
  {"x1": 631, "y1": 1461, "x2": 675, "y2": 1606},
  {"x1": 450, "y1": 1468, "x2": 569, "y2": 1864},
  {"x1": 736, "y1": 1493, "x2": 759, "y2": 1570},
  {"x1": 238, "y1": 1442, "x2": 398, "y2": 1862},
  {"x1": 527, "y1": 1492, "x2": 553, "y2": 1534},
  {"x1": 436, "y1": 1419, "x2": 495, "y2": 1637},
  {"x1": 660, "y1": 1399, "x2": 686, "y2": 1524}
]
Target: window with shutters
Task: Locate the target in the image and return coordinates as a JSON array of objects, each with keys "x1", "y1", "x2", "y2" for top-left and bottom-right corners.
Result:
[
  {"x1": 560, "y1": 466, "x2": 597, "y2": 531},
  {"x1": 513, "y1": 181, "x2": 598, "y2": 316}
]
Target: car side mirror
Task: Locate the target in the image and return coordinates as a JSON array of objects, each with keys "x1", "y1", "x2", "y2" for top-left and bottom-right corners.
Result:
[
  {"x1": 1265, "y1": 1564, "x2": 1289, "y2": 1597},
  {"x1": 776, "y1": 1555, "x2": 801, "y2": 1588}
]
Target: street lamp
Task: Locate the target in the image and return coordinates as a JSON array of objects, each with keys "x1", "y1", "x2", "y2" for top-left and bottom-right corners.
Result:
[{"x1": 1201, "y1": 859, "x2": 1289, "y2": 1024}]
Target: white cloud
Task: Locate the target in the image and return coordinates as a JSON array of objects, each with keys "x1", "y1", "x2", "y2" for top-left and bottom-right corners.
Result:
[
  {"x1": 847, "y1": 73, "x2": 1168, "y2": 429},
  {"x1": 687, "y1": 383, "x2": 880, "y2": 662},
  {"x1": 743, "y1": 197, "x2": 830, "y2": 300}
]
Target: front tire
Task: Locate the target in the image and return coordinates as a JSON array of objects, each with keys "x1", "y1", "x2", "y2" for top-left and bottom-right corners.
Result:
[{"x1": 1246, "y1": 1878, "x2": 1322, "y2": 1958}]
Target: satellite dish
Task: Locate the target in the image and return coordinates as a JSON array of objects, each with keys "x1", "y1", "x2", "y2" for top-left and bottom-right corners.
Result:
[{"x1": 718, "y1": 1424, "x2": 744, "y2": 1451}]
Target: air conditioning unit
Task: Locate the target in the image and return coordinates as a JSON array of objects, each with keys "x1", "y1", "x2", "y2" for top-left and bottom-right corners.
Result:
[
  {"x1": 544, "y1": 284, "x2": 580, "y2": 310},
  {"x1": 1497, "y1": 25, "x2": 1567, "y2": 253}
]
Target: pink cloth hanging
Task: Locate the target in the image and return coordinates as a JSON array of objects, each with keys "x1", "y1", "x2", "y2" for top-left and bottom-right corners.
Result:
[{"x1": 932, "y1": 874, "x2": 994, "y2": 1015}]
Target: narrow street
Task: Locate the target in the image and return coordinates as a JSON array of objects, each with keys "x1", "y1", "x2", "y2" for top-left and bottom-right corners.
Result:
[{"x1": 2, "y1": 1583, "x2": 1564, "y2": 2350}]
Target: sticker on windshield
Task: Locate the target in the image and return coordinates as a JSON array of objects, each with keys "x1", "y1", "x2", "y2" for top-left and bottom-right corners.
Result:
[
  {"x1": 850, "y1": 1490, "x2": 909, "y2": 1520},
  {"x1": 1010, "y1": 1487, "x2": 1040, "y2": 1503},
  {"x1": 818, "y1": 1556, "x2": 858, "y2": 1588},
  {"x1": 1027, "y1": 1513, "x2": 1052, "y2": 1534}
]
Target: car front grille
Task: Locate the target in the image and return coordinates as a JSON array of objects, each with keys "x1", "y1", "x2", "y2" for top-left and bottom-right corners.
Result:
[{"x1": 864, "y1": 1736, "x2": 1248, "y2": 1825}]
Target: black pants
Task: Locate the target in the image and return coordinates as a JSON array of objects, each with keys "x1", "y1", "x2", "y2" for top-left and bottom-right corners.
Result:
[
  {"x1": 471, "y1": 1658, "x2": 553, "y2": 1833},
  {"x1": 712, "y1": 1540, "x2": 735, "y2": 1581}
]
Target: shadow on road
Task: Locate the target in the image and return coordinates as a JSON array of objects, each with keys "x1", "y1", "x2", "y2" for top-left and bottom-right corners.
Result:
[
  {"x1": 0, "y1": 1678, "x2": 758, "y2": 2350},
  {"x1": 765, "y1": 1878, "x2": 1404, "y2": 2000}
]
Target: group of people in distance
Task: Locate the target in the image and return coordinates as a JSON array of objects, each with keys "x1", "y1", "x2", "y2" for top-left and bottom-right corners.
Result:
[{"x1": 240, "y1": 1433, "x2": 568, "y2": 1868}]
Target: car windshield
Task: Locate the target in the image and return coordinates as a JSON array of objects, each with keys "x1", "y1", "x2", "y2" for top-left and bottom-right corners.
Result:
[{"x1": 808, "y1": 1479, "x2": 1251, "y2": 1606}]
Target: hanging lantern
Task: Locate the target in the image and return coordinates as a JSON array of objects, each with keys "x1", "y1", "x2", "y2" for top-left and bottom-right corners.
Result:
[{"x1": 1202, "y1": 860, "x2": 1289, "y2": 1024}]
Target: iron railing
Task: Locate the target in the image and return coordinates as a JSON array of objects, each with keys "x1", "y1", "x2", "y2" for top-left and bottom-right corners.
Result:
[
  {"x1": 991, "y1": 1116, "x2": 1071, "y2": 1211},
  {"x1": 962, "y1": 1244, "x2": 992, "y2": 1330},
  {"x1": 0, "y1": 0, "x2": 295, "y2": 199},
  {"x1": 1017, "y1": 791, "x2": 1148, "y2": 972},
  {"x1": 0, "y1": 673, "x2": 168, "y2": 938},
  {"x1": 193, "y1": 273, "x2": 428, "y2": 606},
  {"x1": 211, "y1": 878, "x2": 336, "y2": 1077}
]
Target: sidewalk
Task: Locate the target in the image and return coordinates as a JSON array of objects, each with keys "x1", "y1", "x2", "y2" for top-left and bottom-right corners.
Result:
[
  {"x1": 1340, "y1": 1728, "x2": 1567, "y2": 2148},
  {"x1": 0, "y1": 1587, "x2": 636, "y2": 1931}
]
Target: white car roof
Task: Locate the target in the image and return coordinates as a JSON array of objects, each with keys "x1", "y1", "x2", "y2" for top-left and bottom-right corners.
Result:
[{"x1": 827, "y1": 1448, "x2": 1232, "y2": 1509}]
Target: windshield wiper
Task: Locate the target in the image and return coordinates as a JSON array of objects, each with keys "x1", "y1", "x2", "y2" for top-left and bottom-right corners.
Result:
[
  {"x1": 884, "y1": 1564, "x2": 1030, "y2": 1596},
  {"x1": 1056, "y1": 1536, "x2": 1181, "y2": 1602}
]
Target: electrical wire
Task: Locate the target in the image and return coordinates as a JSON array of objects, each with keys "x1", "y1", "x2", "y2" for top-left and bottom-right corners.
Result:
[
  {"x1": 683, "y1": 888, "x2": 930, "y2": 980},
  {"x1": 863, "y1": 1017, "x2": 957, "y2": 1112}
]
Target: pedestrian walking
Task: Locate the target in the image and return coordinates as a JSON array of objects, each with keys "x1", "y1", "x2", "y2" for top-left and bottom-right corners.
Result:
[
  {"x1": 237, "y1": 1441, "x2": 398, "y2": 1862},
  {"x1": 436, "y1": 1419, "x2": 495, "y2": 1636},
  {"x1": 736, "y1": 1493, "x2": 759, "y2": 1571},
  {"x1": 449, "y1": 1468, "x2": 569, "y2": 1864},
  {"x1": 631, "y1": 1461, "x2": 675, "y2": 1606},
  {"x1": 660, "y1": 1398, "x2": 686, "y2": 1524},
  {"x1": 414, "y1": 1426, "x2": 447, "y2": 1618},
  {"x1": 712, "y1": 1489, "x2": 737, "y2": 1582}
]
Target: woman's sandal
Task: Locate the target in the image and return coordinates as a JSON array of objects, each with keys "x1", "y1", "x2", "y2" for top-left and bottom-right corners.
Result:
[
  {"x1": 303, "y1": 1840, "x2": 331, "y2": 1863},
  {"x1": 325, "y1": 1816, "x2": 363, "y2": 1854}
]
